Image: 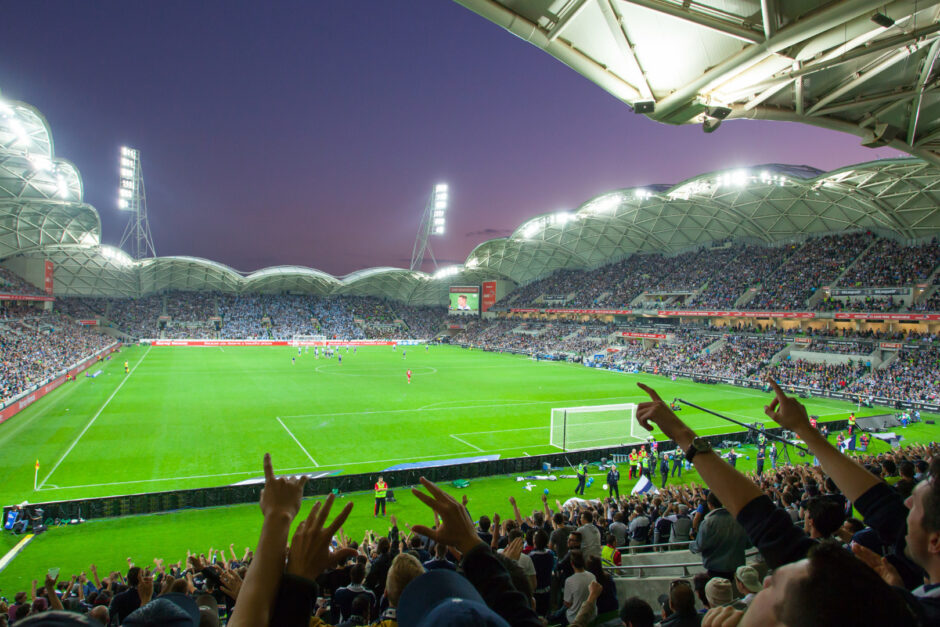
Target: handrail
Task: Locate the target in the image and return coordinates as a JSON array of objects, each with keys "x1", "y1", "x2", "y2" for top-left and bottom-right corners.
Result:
[{"x1": 606, "y1": 547, "x2": 761, "y2": 578}]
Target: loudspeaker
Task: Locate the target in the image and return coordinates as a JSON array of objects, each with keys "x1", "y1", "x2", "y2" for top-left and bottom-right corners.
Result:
[{"x1": 633, "y1": 100, "x2": 655, "y2": 114}]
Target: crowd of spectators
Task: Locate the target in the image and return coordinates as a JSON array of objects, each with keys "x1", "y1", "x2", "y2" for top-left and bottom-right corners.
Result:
[
  {"x1": 847, "y1": 347, "x2": 940, "y2": 403},
  {"x1": 0, "y1": 310, "x2": 113, "y2": 406},
  {"x1": 763, "y1": 358, "x2": 870, "y2": 392},
  {"x1": 9, "y1": 384, "x2": 940, "y2": 626},
  {"x1": 748, "y1": 232, "x2": 872, "y2": 311},
  {"x1": 0, "y1": 267, "x2": 46, "y2": 297},
  {"x1": 838, "y1": 237, "x2": 939, "y2": 287},
  {"x1": 499, "y1": 232, "x2": 939, "y2": 313},
  {"x1": 814, "y1": 295, "x2": 907, "y2": 312}
]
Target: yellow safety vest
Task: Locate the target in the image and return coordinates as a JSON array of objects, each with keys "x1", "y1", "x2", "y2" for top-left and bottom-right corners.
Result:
[
  {"x1": 375, "y1": 482, "x2": 387, "y2": 498},
  {"x1": 601, "y1": 545, "x2": 617, "y2": 564}
]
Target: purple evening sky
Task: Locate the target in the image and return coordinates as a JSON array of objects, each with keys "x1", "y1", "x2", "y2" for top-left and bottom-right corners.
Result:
[{"x1": 0, "y1": 1, "x2": 906, "y2": 276}]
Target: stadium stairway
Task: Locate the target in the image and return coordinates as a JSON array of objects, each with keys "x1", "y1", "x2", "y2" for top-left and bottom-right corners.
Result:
[
  {"x1": 733, "y1": 286, "x2": 759, "y2": 308},
  {"x1": 830, "y1": 236, "x2": 881, "y2": 289},
  {"x1": 703, "y1": 337, "x2": 726, "y2": 354}
]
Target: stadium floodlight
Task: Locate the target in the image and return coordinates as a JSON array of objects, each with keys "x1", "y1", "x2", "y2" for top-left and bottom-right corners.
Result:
[
  {"x1": 56, "y1": 175, "x2": 69, "y2": 198},
  {"x1": 433, "y1": 265, "x2": 461, "y2": 279},
  {"x1": 117, "y1": 146, "x2": 157, "y2": 259},
  {"x1": 29, "y1": 154, "x2": 53, "y2": 171},
  {"x1": 410, "y1": 182, "x2": 452, "y2": 271},
  {"x1": 0, "y1": 99, "x2": 13, "y2": 116},
  {"x1": 634, "y1": 189, "x2": 651, "y2": 200}
]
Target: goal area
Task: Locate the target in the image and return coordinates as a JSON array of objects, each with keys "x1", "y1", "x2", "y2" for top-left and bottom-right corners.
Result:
[
  {"x1": 549, "y1": 403, "x2": 642, "y2": 451},
  {"x1": 291, "y1": 334, "x2": 327, "y2": 347}
]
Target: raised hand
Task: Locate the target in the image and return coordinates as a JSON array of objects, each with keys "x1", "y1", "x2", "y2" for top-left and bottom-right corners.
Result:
[
  {"x1": 220, "y1": 569, "x2": 243, "y2": 600},
  {"x1": 503, "y1": 536, "x2": 524, "y2": 561},
  {"x1": 285, "y1": 494, "x2": 356, "y2": 581},
  {"x1": 636, "y1": 383, "x2": 696, "y2": 449},
  {"x1": 411, "y1": 477, "x2": 483, "y2": 555},
  {"x1": 703, "y1": 605, "x2": 745, "y2": 627},
  {"x1": 138, "y1": 569, "x2": 154, "y2": 605},
  {"x1": 764, "y1": 379, "x2": 811, "y2": 433},
  {"x1": 851, "y1": 542, "x2": 904, "y2": 587},
  {"x1": 259, "y1": 453, "x2": 307, "y2": 520}
]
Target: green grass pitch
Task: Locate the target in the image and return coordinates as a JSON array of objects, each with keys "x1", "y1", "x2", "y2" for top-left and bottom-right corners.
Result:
[
  {"x1": 0, "y1": 344, "x2": 906, "y2": 505},
  {"x1": 1, "y1": 344, "x2": 936, "y2": 592}
]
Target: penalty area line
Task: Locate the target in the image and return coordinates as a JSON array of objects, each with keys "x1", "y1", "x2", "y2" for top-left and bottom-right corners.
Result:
[
  {"x1": 37, "y1": 345, "x2": 152, "y2": 490},
  {"x1": 449, "y1": 433, "x2": 484, "y2": 452},
  {"x1": 276, "y1": 416, "x2": 319, "y2": 467}
]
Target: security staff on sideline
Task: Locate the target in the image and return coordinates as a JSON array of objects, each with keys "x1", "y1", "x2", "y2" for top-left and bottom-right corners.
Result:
[
  {"x1": 575, "y1": 461, "x2": 587, "y2": 495},
  {"x1": 374, "y1": 475, "x2": 388, "y2": 517}
]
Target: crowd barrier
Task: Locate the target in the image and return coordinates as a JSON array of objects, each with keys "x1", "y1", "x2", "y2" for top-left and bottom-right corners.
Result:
[{"x1": 3, "y1": 426, "x2": 783, "y2": 523}]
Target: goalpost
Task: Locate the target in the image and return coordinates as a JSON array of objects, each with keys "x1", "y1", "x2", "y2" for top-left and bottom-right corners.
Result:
[
  {"x1": 291, "y1": 334, "x2": 327, "y2": 347},
  {"x1": 549, "y1": 403, "x2": 642, "y2": 451}
]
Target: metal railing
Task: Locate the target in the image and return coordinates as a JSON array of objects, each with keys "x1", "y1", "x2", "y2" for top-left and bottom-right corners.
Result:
[{"x1": 606, "y1": 547, "x2": 761, "y2": 578}]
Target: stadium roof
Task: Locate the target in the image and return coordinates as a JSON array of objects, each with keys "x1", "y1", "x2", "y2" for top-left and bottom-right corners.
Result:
[
  {"x1": 3, "y1": 51, "x2": 940, "y2": 301},
  {"x1": 454, "y1": 0, "x2": 940, "y2": 165}
]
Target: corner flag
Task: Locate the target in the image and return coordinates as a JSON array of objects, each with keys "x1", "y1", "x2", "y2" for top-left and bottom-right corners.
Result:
[
  {"x1": 33, "y1": 459, "x2": 39, "y2": 491},
  {"x1": 35, "y1": 459, "x2": 39, "y2": 470}
]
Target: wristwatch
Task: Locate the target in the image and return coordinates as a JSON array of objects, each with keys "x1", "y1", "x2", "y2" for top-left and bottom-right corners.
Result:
[{"x1": 685, "y1": 437, "x2": 712, "y2": 463}]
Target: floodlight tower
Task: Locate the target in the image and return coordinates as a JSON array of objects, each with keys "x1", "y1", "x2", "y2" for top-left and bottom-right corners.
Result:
[
  {"x1": 117, "y1": 146, "x2": 156, "y2": 259},
  {"x1": 409, "y1": 183, "x2": 448, "y2": 272}
]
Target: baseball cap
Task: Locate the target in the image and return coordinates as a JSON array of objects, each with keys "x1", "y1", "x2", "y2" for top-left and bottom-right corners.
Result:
[
  {"x1": 196, "y1": 593, "x2": 221, "y2": 627},
  {"x1": 398, "y1": 569, "x2": 510, "y2": 627},
  {"x1": 123, "y1": 593, "x2": 200, "y2": 627},
  {"x1": 705, "y1": 577, "x2": 733, "y2": 607},
  {"x1": 735, "y1": 566, "x2": 762, "y2": 594}
]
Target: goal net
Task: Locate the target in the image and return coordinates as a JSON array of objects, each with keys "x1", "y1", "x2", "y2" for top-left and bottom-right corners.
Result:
[
  {"x1": 549, "y1": 403, "x2": 642, "y2": 451},
  {"x1": 291, "y1": 334, "x2": 327, "y2": 347}
]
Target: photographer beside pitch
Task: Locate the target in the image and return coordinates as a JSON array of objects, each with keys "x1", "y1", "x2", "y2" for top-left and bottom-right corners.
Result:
[{"x1": 634, "y1": 380, "x2": 932, "y2": 626}]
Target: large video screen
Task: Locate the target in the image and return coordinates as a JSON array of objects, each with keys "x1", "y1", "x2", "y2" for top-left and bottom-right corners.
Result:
[{"x1": 448, "y1": 286, "x2": 480, "y2": 315}]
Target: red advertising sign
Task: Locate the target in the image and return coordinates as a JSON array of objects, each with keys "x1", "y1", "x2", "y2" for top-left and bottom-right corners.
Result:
[
  {"x1": 149, "y1": 339, "x2": 399, "y2": 347},
  {"x1": 0, "y1": 294, "x2": 55, "y2": 302},
  {"x1": 0, "y1": 343, "x2": 119, "y2": 425},
  {"x1": 879, "y1": 342, "x2": 903, "y2": 350},
  {"x1": 658, "y1": 310, "x2": 815, "y2": 319},
  {"x1": 78, "y1": 319, "x2": 99, "y2": 326},
  {"x1": 481, "y1": 281, "x2": 497, "y2": 312},
  {"x1": 834, "y1": 313, "x2": 940, "y2": 321},
  {"x1": 44, "y1": 260, "x2": 54, "y2": 295},
  {"x1": 510, "y1": 309, "x2": 540, "y2": 313},
  {"x1": 794, "y1": 337, "x2": 813, "y2": 345},
  {"x1": 620, "y1": 331, "x2": 666, "y2": 339}
]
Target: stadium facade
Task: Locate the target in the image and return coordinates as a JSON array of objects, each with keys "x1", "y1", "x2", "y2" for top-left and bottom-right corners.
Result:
[{"x1": 1, "y1": 92, "x2": 939, "y2": 306}]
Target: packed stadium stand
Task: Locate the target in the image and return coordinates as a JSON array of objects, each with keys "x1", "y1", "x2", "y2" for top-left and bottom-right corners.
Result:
[{"x1": 5, "y1": 1, "x2": 940, "y2": 621}]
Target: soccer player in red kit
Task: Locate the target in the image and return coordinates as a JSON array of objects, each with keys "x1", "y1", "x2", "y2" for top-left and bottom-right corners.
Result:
[{"x1": 407, "y1": 369, "x2": 412, "y2": 384}]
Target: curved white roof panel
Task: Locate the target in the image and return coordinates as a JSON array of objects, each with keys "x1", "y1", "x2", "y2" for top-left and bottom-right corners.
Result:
[
  {"x1": 2, "y1": 80, "x2": 940, "y2": 302},
  {"x1": 454, "y1": 0, "x2": 940, "y2": 166}
]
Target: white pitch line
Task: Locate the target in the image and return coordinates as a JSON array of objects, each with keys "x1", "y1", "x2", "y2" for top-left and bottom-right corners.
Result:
[
  {"x1": 281, "y1": 395, "x2": 640, "y2": 420},
  {"x1": 449, "y1": 433, "x2": 484, "y2": 452},
  {"x1": 276, "y1": 416, "x2": 319, "y2": 467},
  {"x1": 38, "y1": 346, "x2": 152, "y2": 489}
]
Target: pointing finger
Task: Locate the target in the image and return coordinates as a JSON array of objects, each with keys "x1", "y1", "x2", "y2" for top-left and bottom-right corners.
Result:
[
  {"x1": 637, "y1": 382, "x2": 662, "y2": 402},
  {"x1": 263, "y1": 453, "x2": 274, "y2": 482}
]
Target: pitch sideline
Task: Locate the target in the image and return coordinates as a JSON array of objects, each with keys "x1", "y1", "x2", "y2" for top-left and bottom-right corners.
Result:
[{"x1": 37, "y1": 346, "x2": 152, "y2": 490}]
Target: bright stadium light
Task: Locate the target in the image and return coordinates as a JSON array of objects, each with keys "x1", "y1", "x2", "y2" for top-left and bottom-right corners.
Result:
[
  {"x1": 410, "y1": 182, "x2": 453, "y2": 271},
  {"x1": 0, "y1": 99, "x2": 13, "y2": 116},
  {"x1": 433, "y1": 265, "x2": 461, "y2": 279},
  {"x1": 116, "y1": 145, "x2": 156, "y2": 259},
  {"x1": 29, "y1": 154, "x2": 53, "y2": 171},
  {"x1": 56, "y1": 175, "x2": 69, "y2": 198}
]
